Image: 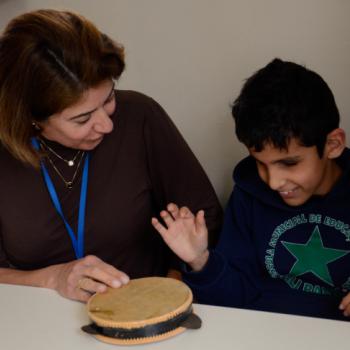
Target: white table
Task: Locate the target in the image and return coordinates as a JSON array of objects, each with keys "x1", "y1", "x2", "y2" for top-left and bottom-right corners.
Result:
[{"x1": 0, "y1": 284, "x2": 348, "y2": 350}]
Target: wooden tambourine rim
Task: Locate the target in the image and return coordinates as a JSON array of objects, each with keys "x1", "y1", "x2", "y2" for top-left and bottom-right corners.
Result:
[{"x1": 87, "y1": 277, "x2": 193, "y2": 329}]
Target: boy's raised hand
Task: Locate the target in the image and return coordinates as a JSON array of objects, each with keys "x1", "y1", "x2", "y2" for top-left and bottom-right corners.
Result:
[{"x1": 152, "y1": 203, "x2": 209, "y2": 271}]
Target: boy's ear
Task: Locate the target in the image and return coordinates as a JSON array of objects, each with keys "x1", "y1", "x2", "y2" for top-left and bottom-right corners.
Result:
[{"x1": 325, "y1": 128, "x2": 346, "y2": 159}]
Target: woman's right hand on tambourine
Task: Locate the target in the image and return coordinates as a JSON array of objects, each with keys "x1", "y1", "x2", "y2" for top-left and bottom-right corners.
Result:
[
  {"x1": 51, "y1": 255, "x2": 129, "y2": 302},
  {"x1": 152, "y1": 203, "x2": 210, "y2": 272}
]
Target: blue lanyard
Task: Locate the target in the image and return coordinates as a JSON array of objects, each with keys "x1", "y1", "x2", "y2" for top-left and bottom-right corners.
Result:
[{"x1": 31, "y1": 138, "x2": 89, "y2": 259}]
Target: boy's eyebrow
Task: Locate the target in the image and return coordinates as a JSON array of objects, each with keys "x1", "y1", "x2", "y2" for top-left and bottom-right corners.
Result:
[
  {"x1": 253, "y1": 155, "x2": 302, "y2": 165},
  {"x1": 68, "y1": 83, "x2": 115, "y2": 121},
  {"x1": 271, "y1": 156, "x2": 302, "y2": 164}
]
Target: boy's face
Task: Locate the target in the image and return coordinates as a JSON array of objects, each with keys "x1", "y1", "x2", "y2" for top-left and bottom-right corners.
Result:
[{"x1": 249, "y1": 138, "x2": 342, "y2": 206}]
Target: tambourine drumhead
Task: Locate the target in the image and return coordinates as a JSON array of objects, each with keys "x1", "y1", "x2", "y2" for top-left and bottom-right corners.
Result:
[{"x1": 83, "y1": 277, "x2": 200, "y2": 345}]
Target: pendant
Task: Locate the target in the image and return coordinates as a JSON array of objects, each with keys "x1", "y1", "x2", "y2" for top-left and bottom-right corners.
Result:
[
  {"x1": 66, "y1": 181, "x2": 73, "y2": 189},
  {"x1": 68, "y1": 160, "x2": 74, "y2": 167}
]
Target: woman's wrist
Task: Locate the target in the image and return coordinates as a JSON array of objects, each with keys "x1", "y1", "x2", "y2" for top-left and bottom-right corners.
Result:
[
  {"x1": 42, "y1": 264, "x2": 61, "y2": 290},
  {"x1": 0, "y1": 265, "x2": 60, "y2": 290}
]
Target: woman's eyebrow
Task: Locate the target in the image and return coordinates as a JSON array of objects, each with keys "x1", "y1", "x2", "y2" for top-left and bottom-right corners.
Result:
[{"x1": 68, "y1": 83, "x2": 115, "y2": 120}]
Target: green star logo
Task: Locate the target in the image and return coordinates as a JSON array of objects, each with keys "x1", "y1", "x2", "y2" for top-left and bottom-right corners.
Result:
[{"x1": 281, "y1": 226, "x2": 349, "y2": 286}]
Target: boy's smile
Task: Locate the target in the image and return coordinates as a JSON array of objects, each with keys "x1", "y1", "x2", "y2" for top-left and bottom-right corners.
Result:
[{"x1": 249, "y1": 138, "x2": 343, "y2": 206}]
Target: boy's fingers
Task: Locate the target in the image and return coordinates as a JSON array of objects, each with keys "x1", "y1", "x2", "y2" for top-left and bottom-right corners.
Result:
[
  {"x1": 160, "y1": 210, "x2": 175, "y2": 226},
  {"x1": 196, "y1": 210, "x2": 205, "y2": 223},
  {"x1": 195, "y1": 210, "x2": 206, "y2": 231},
  {"x1": 196, "y1": 210, "x2": 205, "y2": 220},
  {"x1": 179, "y1": 206, "x2": 193, "y2": 218},
  {"x1": 167, "y1": 203, "x2": 180, "y2": 219},
  {"x1": 151, "y1": 217, "x2": 168, "y2": 236}
]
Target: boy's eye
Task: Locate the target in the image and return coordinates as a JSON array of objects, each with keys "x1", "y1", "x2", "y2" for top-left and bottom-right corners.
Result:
[{"x1": 282, "y1": 161, "x2": 298, "y2": 167}]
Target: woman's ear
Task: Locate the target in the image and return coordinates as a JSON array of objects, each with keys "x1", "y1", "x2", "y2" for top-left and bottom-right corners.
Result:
[{"x1": 325, "y1": 128, "x2": 346, "y2": 159}]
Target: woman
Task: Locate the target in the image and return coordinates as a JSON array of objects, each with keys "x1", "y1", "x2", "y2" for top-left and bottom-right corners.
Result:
[{"x1": 0, "y1": 9, "x2": 222, "y2": 302}]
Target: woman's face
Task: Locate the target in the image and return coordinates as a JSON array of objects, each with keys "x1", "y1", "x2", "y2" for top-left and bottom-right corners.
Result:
[{"x1": 39, "y1": 80, "x2": 115, "y2": 150}]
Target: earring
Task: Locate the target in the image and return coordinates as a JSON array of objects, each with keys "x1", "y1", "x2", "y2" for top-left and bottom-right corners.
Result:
[{"x1": 32, "y1": 122, "x2": 41, "y2": 131}]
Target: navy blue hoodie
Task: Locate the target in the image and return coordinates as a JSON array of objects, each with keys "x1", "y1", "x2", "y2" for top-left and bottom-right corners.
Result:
[{"x1": 184, "y1": 148, "x2": 350, "y2": 321}]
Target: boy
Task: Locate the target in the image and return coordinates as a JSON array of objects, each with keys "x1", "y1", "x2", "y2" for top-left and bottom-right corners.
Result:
[{"x1": 152, "y1": 58, "x2": 350, "y2": 321}]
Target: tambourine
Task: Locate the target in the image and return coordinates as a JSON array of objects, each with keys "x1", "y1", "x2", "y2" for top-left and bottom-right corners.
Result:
[{"x1": 82, "y1": 277, "x2": 202, "y2": 345}]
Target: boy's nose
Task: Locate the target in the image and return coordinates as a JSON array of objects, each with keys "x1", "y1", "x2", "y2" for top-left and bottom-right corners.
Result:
[{"x1": 267, "y1": 171, "x2": 286, "y2": 191}]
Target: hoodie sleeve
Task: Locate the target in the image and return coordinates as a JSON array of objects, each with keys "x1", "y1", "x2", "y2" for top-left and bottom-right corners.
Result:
[{"x1": 183, "y1": 187, "x2": 262, "y2": 307}]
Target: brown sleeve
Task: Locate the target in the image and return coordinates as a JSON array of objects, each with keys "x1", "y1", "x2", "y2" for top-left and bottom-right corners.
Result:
[
  {"x1": 142, "y1": 97, "x2": 223, "y2": 247},
  {"x1": 0, "y1": 224, "x2": 10, "y2": 267}
]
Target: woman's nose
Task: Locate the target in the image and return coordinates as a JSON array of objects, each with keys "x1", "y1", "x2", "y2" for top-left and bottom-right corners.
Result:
[{"x1": 93, "y1": 109, "x2": 114, "y2": 134}]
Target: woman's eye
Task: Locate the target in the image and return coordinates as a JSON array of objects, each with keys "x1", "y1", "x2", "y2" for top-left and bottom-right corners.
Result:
[
  {"x1": 105, "y1": 95, "x2": 115, "y2": 105},
  {"x1": 75, "y1": 115, "x2": 91, "y2": 125}
]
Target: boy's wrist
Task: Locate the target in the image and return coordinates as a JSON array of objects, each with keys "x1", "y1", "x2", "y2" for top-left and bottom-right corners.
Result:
[{"x1": 188, "y1": 250, "x2": 209, "y2": 272}]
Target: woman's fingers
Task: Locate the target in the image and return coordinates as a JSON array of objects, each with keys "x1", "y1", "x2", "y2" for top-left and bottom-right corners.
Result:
[
  {"x1": 77, "y1": 277, "x2": 108, "y2": 294},
  {"x1": 54, "y1": 256, "x2": 130, "y2": 303},
  {"x1": 95, "y1": 260, "x2": 129, "y2": 284},
  {"x1": 81, "y1": 257, "x2": 129, "y2": 288},
  {"x1": 82, "y1": 255, "x2": 129, "y2": 282},
  {"x1": 75, "y1": 286, "x2": 94, "y2": 303}
]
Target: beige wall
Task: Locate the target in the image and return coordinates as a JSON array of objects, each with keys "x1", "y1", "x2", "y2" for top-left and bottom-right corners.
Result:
[{"x1": 1, "y1": 0, "x2": 349, "y2": 204}]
